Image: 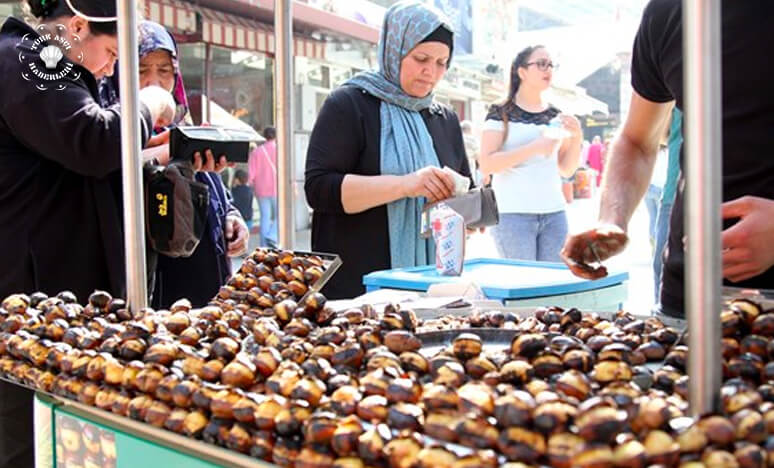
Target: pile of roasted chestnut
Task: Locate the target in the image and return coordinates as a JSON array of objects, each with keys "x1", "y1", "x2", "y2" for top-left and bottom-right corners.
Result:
[{"x1": 1, "y1": 248, "x2": 774, "y2": 467}]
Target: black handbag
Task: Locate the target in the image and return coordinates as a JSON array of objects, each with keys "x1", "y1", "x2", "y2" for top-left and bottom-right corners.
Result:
[
  {"x1": 144, "y1": 160, "x2": 210, "y2": 258},
  {"x1": 421, "y1": 187, "x2": 499, "y2": 238}
]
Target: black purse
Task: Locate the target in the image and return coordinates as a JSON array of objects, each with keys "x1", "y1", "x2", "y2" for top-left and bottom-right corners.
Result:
[
  {"x1": 144, "y1": 160, "x2": 210, "y2": 258},
  {"x1": 421, "y1": 187, "x2": 499, "y2": 238}
]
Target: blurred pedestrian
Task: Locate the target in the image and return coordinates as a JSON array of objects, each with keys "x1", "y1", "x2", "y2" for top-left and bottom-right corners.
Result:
[
  {"x1": 479, "y1": 45, "x2": 582, "y2": 262},
  {"x1": 586, "y1": 135, "x2": 604, "y2": 186},
  {"x1": 645, "y1": 142, "x2": 668, "y2": 248},
  {"x1": 248, "y1": 127, "x2": 278, "y2": 248},
  {"x1": 231, "y1": 169, "x2": 254, "y2": 232}
]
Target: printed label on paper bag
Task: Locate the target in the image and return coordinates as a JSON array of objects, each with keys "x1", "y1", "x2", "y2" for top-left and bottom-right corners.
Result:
[{"x1": 430, "y1": 204, "x2": 465, "y2": 276}]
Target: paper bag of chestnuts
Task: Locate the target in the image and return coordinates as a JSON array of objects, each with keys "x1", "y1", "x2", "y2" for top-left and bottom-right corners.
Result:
[{"x1": 430, "y1": 203, "x2": 465, "y2": 276}]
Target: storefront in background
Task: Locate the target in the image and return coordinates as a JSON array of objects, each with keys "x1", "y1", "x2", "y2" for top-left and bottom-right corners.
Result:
[{"x1": 0, "y1": 3, "x2": 21, "y2": 24}]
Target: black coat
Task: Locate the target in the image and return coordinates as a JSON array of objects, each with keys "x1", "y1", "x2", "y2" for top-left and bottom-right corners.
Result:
[
  {"x1": 305, "y1": 85, "x2": 471, "y2": 299},
  {"x1": 0, "y1": 17, "x2": 153, "y2": 302}
]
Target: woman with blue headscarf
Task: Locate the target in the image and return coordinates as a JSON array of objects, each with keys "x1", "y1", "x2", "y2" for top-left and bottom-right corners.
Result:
[
  {"x1": 119, "y1": 21, "x2": 249, "y2": 307},
  {"x1": 305, "y1": 1, "x2": 471, "y2": 299}
]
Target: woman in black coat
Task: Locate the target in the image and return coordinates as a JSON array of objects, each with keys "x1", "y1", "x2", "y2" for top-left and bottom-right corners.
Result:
[
  {"x1": 305, "y1": 1, "x2": 471, "y2": 300},
  {"x1": 0, "y1": 1, "x2": 176, "y2": 465}
]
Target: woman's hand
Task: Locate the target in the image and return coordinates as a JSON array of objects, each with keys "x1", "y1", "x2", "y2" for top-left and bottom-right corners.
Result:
[
  {"x1": 559, "y1": 114, "x2": 583, "y2": 140},
  {"x1": 225, "y1": 215, "x2": 249, "y2": 257},
  {"x1": 403, "y1": 166, "x2": 455, "y2": 202},
  {"x1": 193, "y1": 149, "x2": 233, "y2": 173},
  {"x1": 146, "y1": 129, "x2": 171, "y2": 148},
  {"x1": 139, "y1": 86, "x2": 176, "y2": 129},
  {"x1": 142, "y1": 144, "x2": 170, "y2": 166}
]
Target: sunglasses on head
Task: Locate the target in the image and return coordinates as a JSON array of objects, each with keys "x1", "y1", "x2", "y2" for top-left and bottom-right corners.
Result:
[{"x1": 524, "y1": 59, "x2": 556, "y2": 71}]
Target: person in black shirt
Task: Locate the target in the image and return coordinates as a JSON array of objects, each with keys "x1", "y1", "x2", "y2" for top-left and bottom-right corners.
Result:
[
  {"x1": 561, "y1": 0, "x2": 774, "y2": 317},
  {"x1": 232, "y1": 169, "x2": 254, "y2": 230},
  {"x1": 305, "y1": 1, "x2": 470, "y2": 299}
]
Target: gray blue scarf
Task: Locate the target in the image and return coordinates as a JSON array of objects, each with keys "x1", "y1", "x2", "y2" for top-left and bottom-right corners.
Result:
[{"x1": 345, "y1": 1, "x2": 453, "y2": 269}]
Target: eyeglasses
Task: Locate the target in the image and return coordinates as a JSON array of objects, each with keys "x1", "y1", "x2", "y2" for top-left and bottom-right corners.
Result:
[{"x1": 525, "y1": 59, "x2": 557, "y2": 71}]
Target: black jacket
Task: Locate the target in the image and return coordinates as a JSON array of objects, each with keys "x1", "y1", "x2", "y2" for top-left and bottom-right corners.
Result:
[
  {"x1": 305, "y1": 85, "x2": 471, "y2": 299},
  {"x1": 0, "y1": 17, "x2": 153, "y2": 302}
]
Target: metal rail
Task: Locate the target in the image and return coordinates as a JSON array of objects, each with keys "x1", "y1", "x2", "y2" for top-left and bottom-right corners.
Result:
[
  {"x1": 275, "y1": 0, "x2": 295, "y2": 249},
  {"x1": 117, "y1": 0, "x2": 148, "y2": 312},
  {"x1": 683, "y1": 0, "x2": 723, "y2": 416}
]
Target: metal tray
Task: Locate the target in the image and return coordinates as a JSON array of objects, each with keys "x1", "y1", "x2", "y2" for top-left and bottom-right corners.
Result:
[
  {"x1": 416, "y1": 327, "x2": 660, "y2": 391},
  {"x1": 254, "y1": 248, "x2": 342, "y2": 305}
]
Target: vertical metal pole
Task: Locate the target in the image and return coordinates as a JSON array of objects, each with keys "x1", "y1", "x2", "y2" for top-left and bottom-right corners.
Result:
[
  {"x1": 683, "y1": 0, "x2": 723, "y2": 416},
  {"x1": 117, "y1": 0, "x2": 148, "y2": 311},
  {"x1": 204, "y1": 43, "x2": 212, "y2": 124},
  {"x1": 275, "y1": 0, "x2": 295, "y2": 248}
]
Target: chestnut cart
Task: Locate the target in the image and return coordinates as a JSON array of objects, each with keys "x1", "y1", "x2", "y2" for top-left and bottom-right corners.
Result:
[
  {"x1": 33, "y1": 393, "x2": 278, "y2": 468},
  {"x1": 16, "y1": 0, "x2": 724, "y2": 466}
]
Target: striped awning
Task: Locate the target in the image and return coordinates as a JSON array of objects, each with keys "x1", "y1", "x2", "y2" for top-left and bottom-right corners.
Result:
[
  {"x1": 199, "y1": 7, "x2": 326, "y2": 60},
  {"x1": 144, "y1": 0, "x2": 197, "y2": 34},
  {"x1": 143, "y1": 0, "x2": 326, "y2": 60}
]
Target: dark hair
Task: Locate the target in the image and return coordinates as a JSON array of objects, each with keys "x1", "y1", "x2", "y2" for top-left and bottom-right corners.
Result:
[
  {"x1": 262, "y1": 127, "x2": 276, "y2": 140},
  {"x1": 234, "y1": 169, "x2": 248, "y2": 183},
  {"x1": 26, "y1": 0, "x2": 118, "y2": 36},
  {"x1": 492, "y1": 45, "x2": 544, "y2": 141}
]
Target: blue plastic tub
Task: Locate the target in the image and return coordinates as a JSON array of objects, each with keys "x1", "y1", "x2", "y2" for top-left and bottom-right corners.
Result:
[{"x1": 363, "y1": 258, "x2": 629, "y2": 310}]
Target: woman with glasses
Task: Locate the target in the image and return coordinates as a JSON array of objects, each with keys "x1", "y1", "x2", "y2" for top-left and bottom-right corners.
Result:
[{"x1": 479, "y1": 45, "x2": 582, "y2": 262}]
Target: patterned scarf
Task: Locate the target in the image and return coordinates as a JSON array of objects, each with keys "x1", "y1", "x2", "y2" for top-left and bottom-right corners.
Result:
[{"x1": 138, "y1": 20, "x2": 189, "y2": 127}]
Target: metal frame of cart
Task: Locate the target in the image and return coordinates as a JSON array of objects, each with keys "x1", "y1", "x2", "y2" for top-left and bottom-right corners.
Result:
[{"x1": 28, "y1": 0, "x2": 727, "y2": 466}]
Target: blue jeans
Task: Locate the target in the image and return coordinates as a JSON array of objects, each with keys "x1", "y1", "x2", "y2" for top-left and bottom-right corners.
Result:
[
  {"x1": 492, "y1": 211, "x2": 569, "y2": 262},
  {"x1": 258, "y1": 196, "x2": 277, "y2": 247},
  {"x1": 644, "y1": 184, "x2": 662, "y2": 243},
  {"x1": 653, "y1": 201, "x2": 673, "y2": 302}
]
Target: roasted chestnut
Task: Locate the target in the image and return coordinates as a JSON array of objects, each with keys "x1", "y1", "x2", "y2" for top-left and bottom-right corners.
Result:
[
  {"x1": 357, "y1": 424, "x2": 391, "y2": 464},
  {"x1": 497, "y1": 427, "x2": 545, "y2": 463},
  {"x1": 453, "y1": 333, "x2": 483, "y2": 360},
  {"x1": 698, "y1": 415, "x2": 736, "y2": 446},
  {"x1": 455, "y1": 415, "x2": 498, "y2": 449},
  {"x1": 576, "y1": 406, "x2": 627, "y2": 443},
  {"x1": 510, "y1": 333, "x2": 547, "y2": 358},
  {"x1": 592, "y1": 360, "x2": 633, "y2": 384},
  {"x1": 494, "y1": 391, "x2": 536, "y2": 428},
  {"x1": 643, "y1": 430, "x2": 679, "y2": 466},
  {"x1": 546, "y1": 432, "x2": 584, "y2": 468},
  {"x1": 221, "y1": 354, "x2": 257, "y2": 389},
  {"x1": 383, "y1": 330, "x2": 422, "y2": 354}
]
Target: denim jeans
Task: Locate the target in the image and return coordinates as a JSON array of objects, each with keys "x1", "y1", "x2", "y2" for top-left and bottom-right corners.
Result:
[
  {"x1": 644, "y1": 184, "x2": 663, "y2": 243},
  {"x1": 492, "y1": 211, "x2": 569, "y2": 262},
  {"x1": 653, "y1": 201, "x2": 674, "y2": 302},
  {"x1": 258, "y1": 196, "x2": 277, "y2": 247}
]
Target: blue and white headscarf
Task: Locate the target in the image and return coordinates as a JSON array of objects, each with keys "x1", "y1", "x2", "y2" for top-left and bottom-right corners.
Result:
[{"x1": 345, "y1": 1, "x2": 454, "y2": 269}]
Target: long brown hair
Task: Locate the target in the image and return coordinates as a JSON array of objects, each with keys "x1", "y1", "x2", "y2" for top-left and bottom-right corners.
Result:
[{"x1": 494, "y1": 45, "x2": 545, "y2": 142}]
